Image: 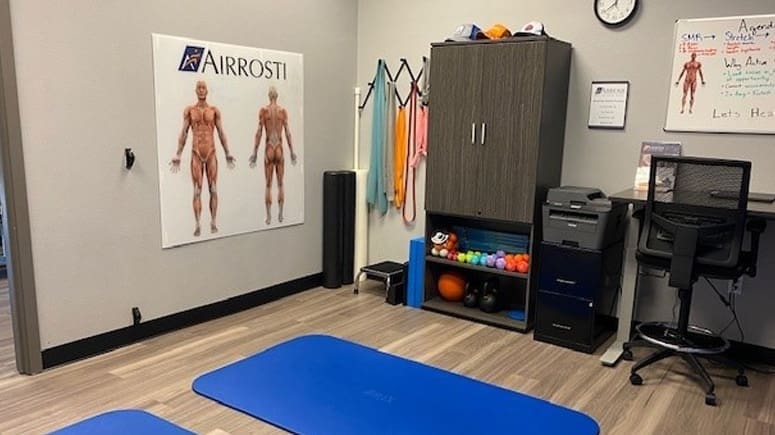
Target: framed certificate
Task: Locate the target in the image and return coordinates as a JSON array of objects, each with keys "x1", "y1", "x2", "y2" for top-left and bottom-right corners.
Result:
[{"x1": 588, "y1": 81, "x2": 630, "y2": 129}]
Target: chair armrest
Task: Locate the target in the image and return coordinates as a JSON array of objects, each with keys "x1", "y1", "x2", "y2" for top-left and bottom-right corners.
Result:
[{"x1": 745, "y1": 218, "x2": 766, "y2": 277}]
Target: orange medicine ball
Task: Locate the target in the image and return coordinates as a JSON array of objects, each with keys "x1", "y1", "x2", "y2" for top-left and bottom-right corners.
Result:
[{"x1": 438, "y1": 271, "x2": 466, "y2": 302}]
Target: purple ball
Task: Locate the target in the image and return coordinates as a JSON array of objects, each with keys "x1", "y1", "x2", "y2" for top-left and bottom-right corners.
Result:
[
  {"x1": 496, "y1": 258, "x2": 506, "y2": 270},
  {"x1": 486, "y1": 255, "x2": 496, "y2": 267},
  {"x1": 496, "y1": 250, "x2": 506, "y2": 258}
]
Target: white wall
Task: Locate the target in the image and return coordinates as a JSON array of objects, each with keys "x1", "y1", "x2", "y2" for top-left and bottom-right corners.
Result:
[
  {"x1": 10, "y1": 0, "x2": 357, "y2": 348},
  {"x1": 357, "y1": 0, "x2": 775, "y2": 347}
]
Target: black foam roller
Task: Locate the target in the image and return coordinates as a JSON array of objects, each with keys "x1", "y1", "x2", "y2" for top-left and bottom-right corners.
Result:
[
  {"x1": 340, "y1": 172, "x2": 356, "y2": 285},
  {"x1": 322, "y1": 172, "x2": 343, "y2": 288}
]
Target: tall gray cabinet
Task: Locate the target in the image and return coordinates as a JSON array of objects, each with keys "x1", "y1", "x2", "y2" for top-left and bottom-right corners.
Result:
[{"x1": 422, "y1": 37, "x2": 572, "y2": 332}]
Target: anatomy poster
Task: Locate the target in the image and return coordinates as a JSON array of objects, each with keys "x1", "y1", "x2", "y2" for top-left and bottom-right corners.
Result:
[{"x1": 152, "y1": 34, "x2": 304, "y2": 248}]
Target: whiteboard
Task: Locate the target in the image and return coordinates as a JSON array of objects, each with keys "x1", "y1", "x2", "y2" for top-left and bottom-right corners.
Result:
[{"x1": 664, "y1": 14, "x2": 775, "y2": 134}]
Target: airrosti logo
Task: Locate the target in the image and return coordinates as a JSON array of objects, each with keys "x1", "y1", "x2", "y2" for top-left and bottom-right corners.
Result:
[
  {"x1": 178, "y1": 46, "x2": 205, "y2": 72},
  {"x1": 177, "y1": 44, "x2": 288, "y2": 80}
]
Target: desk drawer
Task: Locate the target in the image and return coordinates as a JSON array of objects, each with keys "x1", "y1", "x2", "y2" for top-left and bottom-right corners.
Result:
[
  {"x1": 535, "y1": 290, "x2": 595, "y2": 347},
  {"x1": 538, "y1": 242, "x2": 601, "y2": 299}
]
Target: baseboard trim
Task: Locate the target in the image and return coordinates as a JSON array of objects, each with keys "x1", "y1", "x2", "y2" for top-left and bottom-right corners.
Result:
[
  {"x1": 41, "y1": 272, "x2": 323, "y2": 370},
  {"x1": 728, "y1": 340, "x2": 775, "y2": 367}
]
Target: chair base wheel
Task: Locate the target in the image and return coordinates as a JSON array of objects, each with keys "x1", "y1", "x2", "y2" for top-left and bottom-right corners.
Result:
[
  {"x1": 705, "y1": 393, "x2": 717, "y2": 406},
  {"x1": 622, "y1": 350, "x2": 633, "y2": 361},
  {"x1": 736, "y1": 375, "x2": 749, "y2": 387},
  {"x1": 630, "y1": 373, "x2": 643, "y2": 385}
]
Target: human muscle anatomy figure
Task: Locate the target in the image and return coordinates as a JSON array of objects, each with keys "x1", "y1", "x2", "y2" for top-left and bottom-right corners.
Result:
[
  {"x1": 675, "y1": 52, "x2": 706, "y2": 114},
  {"x1": 250, "y1": 86, "x2": 297, "y2": 225},
  {"x1": 170, "y1": 80, "x2": 235, "y2": 237}
]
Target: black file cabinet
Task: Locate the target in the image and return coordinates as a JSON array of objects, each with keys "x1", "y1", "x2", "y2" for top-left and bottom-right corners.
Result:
[{"x1": 534, "y1": 241, "x2": 622, "y2": 353}]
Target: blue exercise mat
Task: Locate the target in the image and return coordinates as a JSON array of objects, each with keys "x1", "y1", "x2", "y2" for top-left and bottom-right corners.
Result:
[
  {"x1": 193, "y1": 335, "x2": 599, "y2": 435},
  {"x1": 49, "y1": 409, "x2": 193, "y2": 435}
]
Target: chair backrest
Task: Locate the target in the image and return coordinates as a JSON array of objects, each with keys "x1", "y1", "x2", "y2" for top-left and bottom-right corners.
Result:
[{"x1": 638, "y1": 156, "x2": 750, "y2": 287}]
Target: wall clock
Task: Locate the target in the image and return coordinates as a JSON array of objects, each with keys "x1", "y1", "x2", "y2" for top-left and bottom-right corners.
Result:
[{"x1": 594, "y1": 0, "x2": 639, "y2": 27}]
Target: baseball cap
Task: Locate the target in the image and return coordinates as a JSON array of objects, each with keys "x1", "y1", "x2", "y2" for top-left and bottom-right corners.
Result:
[
  {"x1": 446, "y1": 24, "x2": 482, "y2": 42},
  {"x1": 476, "y1": 24, "x2": 512, "y2": 40},
  {"x1": 514, "y1": 21, "x2": 547, "y2": 37}
]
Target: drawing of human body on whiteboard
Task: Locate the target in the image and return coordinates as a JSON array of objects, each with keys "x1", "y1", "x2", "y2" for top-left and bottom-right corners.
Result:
[{"x1": 675, "y1": 53, "x2": 706, "y2": 114}]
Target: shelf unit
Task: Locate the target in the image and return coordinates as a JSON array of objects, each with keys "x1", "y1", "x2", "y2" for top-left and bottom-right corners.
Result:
[
  {"x1": 423, "y1": 297, "x2": 526, "y2": 331},
  {"x1": 421, "y1": 37, "x2": 571, "y2": 332},
  {"x1": 421, "y1": 213, "x2": 533, "y2": 333},
  {"x1": 425, "y1": 256, "x2": 529, "y2": 280}
]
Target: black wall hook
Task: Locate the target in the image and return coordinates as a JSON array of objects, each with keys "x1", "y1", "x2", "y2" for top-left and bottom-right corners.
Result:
[{"x1": 125, "y1": 148, "x2": 135, "y2": 170}]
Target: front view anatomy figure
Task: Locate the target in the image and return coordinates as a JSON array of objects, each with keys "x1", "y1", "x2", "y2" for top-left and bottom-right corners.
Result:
[
  {"x1": 170, "y1": 80, "x2": 236, "y2": 237},
  {"x1": 675, "y1": 52, "x2": 706, "y2": 114},
  {"x1": 250, "y1": 86, "x2": 297, "y2": 225}
]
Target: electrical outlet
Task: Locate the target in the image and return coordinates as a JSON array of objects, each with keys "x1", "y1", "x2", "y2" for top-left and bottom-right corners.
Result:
[{"x1": 728, "y1": 277, "x2": 743, "y2": 295}]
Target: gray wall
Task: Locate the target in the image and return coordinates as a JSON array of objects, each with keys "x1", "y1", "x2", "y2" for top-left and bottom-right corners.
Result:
[
  {"x1": 357, "y1": 1, "x2": 775, "y2": 347},
  {"x1": 10, "y1": 0, "x2": 357, "y2": 348}
]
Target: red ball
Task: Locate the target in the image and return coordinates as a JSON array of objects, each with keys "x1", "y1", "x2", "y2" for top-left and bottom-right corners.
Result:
[{"x1": 516, "y1": 261, "x2": 529, "y2": 274}]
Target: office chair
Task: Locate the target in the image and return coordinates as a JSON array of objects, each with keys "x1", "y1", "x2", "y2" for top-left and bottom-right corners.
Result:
[{"x1": 622, "y1": 156, "x2": 766, "y2": 406}]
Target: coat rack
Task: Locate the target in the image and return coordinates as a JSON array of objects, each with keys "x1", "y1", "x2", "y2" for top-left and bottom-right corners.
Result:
[{"x1": 358, "y1": 57, "x2": 426, "y2": 111}]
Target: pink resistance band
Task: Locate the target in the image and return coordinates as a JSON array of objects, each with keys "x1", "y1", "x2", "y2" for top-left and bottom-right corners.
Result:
[
  {"x1": 403, "y1": 83, "x2": 421, "y2": 224},
  {"x1": 410, "y1": 103, "x2": 427, "y2": 169}
]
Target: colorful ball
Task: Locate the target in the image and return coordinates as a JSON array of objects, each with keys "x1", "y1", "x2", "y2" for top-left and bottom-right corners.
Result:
[
  {"x1": 486, "y1": 255, "x2": 496, "y2": 267},
  {"x1": 516, "y1": 261, "x2": 529, "y2": 274},
  {"x1": 479, "y1": 256, "x2": 488, "y2": 266},
  {"x1": 457, "y1": 254, "x2": 467, "y2": 263},
  {"x1": 440, "y1": 248, "x2": 449, "y2": 258},
  {"x1": 437, "y1": 272, "x2": 466, "y2": 302},
  {"x1": 496, "y1": 250, "x2": 506, "y2": 258},
  {"x1": 505, "y1": 261, "x2": 517, "y2": 272},
  {"x1": 470, "y1": 254, "x2": 480, "y2": 264},
  {"x1": 496, "y1": 258, "x2": 506, "y2": 270}
]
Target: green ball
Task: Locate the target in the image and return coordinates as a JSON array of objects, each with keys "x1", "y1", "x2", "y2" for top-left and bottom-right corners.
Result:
[{"x1": 457, "y1": 254, "x2": 467, "y2": 263}]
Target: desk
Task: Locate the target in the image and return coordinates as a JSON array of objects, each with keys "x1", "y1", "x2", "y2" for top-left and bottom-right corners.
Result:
[{"x1": 599, "y1": 188, "x2": 775, "y2": 366}]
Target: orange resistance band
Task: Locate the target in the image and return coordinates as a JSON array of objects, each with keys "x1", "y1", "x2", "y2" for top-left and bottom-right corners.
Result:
[{"x1": 394, "y1": 107, "x2": 407, "y2": 208}]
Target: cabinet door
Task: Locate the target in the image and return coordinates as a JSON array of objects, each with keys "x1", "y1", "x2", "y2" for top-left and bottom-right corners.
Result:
[
  {"x1": 476, "y1": 42, "x2": 545, "y2": 223},
  {"x1": 425, "y1": 45, "x2": 483, "y2": 217}
]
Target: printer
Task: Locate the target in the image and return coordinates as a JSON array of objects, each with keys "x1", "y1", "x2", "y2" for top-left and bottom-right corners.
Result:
[{"x1": 542, "y1": 186, "x2": 626, "y2": 250}]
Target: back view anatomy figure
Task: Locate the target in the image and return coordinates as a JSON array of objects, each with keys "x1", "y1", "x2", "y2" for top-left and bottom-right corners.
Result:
[{"x1": 250, "y1": 86, "x2": 297, "y2": 225}]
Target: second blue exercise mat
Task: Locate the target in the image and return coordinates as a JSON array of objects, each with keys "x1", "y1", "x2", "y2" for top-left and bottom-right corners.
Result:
[
  {"x1": 193, "y1": 335, "x2": 599, "y2": 435},
  {"x1": 49, "y1": 409, "x2": 193, "y2": 435}
]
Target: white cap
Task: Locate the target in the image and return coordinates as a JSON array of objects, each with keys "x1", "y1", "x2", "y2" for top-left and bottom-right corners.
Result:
[
  {"x1": 446, "y1": 24, "x2": 482, "y2": 42},
  {"x1": 515, "y1": 21, "x2": 546, "y2": 36}
]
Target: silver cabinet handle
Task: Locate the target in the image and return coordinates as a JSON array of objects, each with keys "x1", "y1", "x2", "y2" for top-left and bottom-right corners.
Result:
[
  {"x1": 480, "y1": 123, "x2": 486, "y2": 145},
  {"x1": 556, "y1": 278, "x2": 577, "y2": 285},
  {"x1": 471, "y1": 123, "x2": 476, "y2": 144}
]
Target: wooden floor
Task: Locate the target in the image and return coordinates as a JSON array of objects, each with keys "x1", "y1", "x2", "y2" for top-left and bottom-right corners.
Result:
[{"x1": 0, "y1": 282, "x2": 773, "y2": 434}]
